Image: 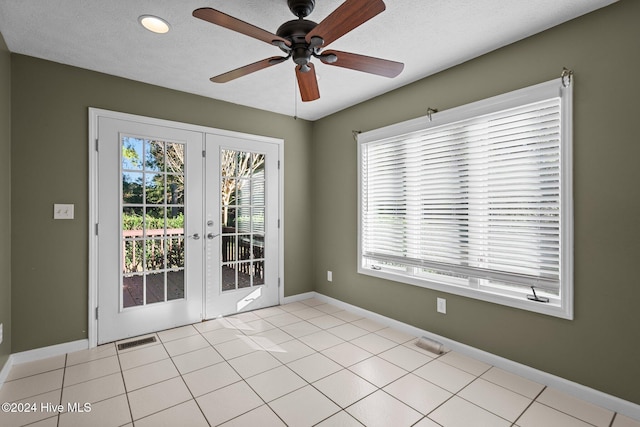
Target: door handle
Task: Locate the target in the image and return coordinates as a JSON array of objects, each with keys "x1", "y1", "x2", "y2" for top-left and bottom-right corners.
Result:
[
  {"x1": 188, "y1": 233, "x2": 200, "y2": 240},
  {"x1": 207, "y1": 233, "x2": 220, "y2": 240}
]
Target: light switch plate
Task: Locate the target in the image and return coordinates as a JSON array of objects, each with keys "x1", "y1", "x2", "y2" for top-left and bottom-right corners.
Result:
[
  {"x1": 437, "y1": 298, "x2": 447, "y2": 314},
  {"x1": 54, "y1": 204, "x2": 74, "y2": 220},
  {"x1": 0, "y1": 323, "x2": 3, "y2": 345}
]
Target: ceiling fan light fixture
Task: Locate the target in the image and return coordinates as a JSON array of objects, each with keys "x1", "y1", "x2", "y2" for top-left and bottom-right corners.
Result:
[{"x1": 139, "y1": 15, "x2": 171, "y2": 34}]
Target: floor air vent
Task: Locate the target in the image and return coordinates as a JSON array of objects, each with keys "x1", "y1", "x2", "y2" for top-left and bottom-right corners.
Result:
[{"x1": 117, "y1": 336, "x2": 156, "y2": 350}]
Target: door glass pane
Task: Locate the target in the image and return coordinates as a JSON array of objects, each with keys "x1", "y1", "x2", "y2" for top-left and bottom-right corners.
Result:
[
  {"x1": 221, "y1": 179, "x2": 236, "y2": 208},
  {"x1": 145, "y1": 207, "x2": 165, "y2": 236},
  {"x1": 220, "y1": 148, "x2": 267, "y2": 293},
  {"x1": 236, "y1": 206, "x2": 250, "y2": 233},
  {"x1": 251, "y1": 179, "x2": 265, "y2": 206},
  {"x1": 122, "y1": 137, "x2": 144, "y2": 170},
  {"x1": 123, "y1": 275, "x2": 144, "y2": 308},
  {"x1": 166, "y1": 143, "x2": 185, "y2": 173},
  {"x1": 123, "y1": 172, "x2": 143, "y2": 204},
  {"x1": 145, "y1": 140, "x2": 164, "y2": 172},
  {"x1": 167, "y1": 207, "x2": 184, "y2": 235},
  {"x1": 238, "y1": 262, "x2": 251, "y2": 288},
  {"x1": 145, "y1": 239, "x2": 165, "y2": 272},
  {"x1": 145, "y1": 174, "x2": 164, "y2": 204},
  {"x1": 166, "y1": 175, "x2": 184, "y2": 205},
  {"x1": 122, "y1": 136, "x2": 186, "y2": 309},
  {"x1": 222, "y1": 235, "x2": 236, "y2": 262},
  {"x1": 146, "y1": 271, "x2": 166, "y2": 304},
  {"x1": 252, "y1": 208, "x2": 265, "y2": 233},
  {"x1": 221, "y1": 149, "x2": 237, "y2": 177},
  {"x1": 238, "y1": 234, "x2": 251, "y2": 261},
  {"x1": 222, "y1": 264, "x2": 236, "y2": 291},
  {"x1": 252, "y1": 261, "x2": 265, "y2": 286},
  {"x1": 167, "y1": 237, "x2": 184, "y2": 269},
  {"x1": 168, "y1": 270, "x2": 185, "y2": 301}
]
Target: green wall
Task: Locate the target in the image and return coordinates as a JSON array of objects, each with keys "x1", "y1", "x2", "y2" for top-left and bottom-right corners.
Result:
[
  {"x1": 0, "y1": 33, "x2": 11, "y2": 371},
  {"x1": 10, "y1": 55, "x2": 314, "y2": 352},
  {"x1": 311, "y1": 0, "x2": 640, "y2": 404}
]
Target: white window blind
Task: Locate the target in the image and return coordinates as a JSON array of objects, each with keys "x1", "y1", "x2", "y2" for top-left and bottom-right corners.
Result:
[{"x1": 358, "y1": 79, "x2": 573, "y2": 318}]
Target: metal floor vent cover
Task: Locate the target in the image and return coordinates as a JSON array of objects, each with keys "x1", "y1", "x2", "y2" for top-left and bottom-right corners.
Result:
[{"x1": 117, "y1": 336, "x2": 156, "y2": 350}]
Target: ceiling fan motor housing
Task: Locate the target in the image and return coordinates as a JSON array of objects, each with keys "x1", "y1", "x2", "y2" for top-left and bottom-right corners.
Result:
[
  {"x1": 287, "y1": 0, "x2": 316, "y2": 18},
  {"x1": 276, "y1": 18, "x2": 318, "y2": 70}
]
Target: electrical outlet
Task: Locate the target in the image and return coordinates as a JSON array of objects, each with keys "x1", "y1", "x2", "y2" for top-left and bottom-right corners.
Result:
[
  {"x1": 327, "y1": 271, "x2": 333, "y2": 282},
  {"x1": 437, "y1": 298, "x2": 447, "y2": 314}
]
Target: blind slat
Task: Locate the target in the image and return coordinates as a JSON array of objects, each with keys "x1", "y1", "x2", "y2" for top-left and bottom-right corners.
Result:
[{"x1": 361, "y1": 96, "x2": 563, "y2": 292}]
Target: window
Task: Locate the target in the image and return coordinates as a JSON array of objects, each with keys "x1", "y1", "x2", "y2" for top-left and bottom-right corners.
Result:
[{"x1": 358, "y1": 79, "x2": 573, "y2": 319}]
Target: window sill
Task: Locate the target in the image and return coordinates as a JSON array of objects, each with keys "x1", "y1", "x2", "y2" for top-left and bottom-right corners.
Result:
[{"x1": 358, "y1": 265, "x2": 573, "y2": 320}]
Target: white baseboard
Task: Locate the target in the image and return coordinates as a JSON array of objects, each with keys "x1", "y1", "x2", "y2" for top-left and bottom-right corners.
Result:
[
  {"x1": 0, "y1": 354, "x2": 14, "y2": 388},
  {"x1": 0, "y1": 339, "x2": 89, "y2": 389},
  {"x1": 308, "y1": 291, "x2": 640, "y2": 421},
  {"x1": 282, "y1": 291, "x2": 316, "y2": 304},
  {"x1": 10, "y1": 339, "x2": 89, "y2": 365}
]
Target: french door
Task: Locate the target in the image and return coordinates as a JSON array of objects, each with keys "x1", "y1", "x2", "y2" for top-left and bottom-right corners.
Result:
[
  {"x1": 205, "y1": 135, "x2": 280, "y2": 316},
  {"x1": 94, "y1": 113, "x2": 280, "y2": 344}
]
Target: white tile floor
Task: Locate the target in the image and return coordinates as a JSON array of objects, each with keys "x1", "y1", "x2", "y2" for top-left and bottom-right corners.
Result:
[{"x1": 1, "y1": 297, "x2": 638, "y2": 427}]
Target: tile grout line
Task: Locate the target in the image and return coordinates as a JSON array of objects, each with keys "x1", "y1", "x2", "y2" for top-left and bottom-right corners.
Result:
[
  {"x1": 444, "y1": 366, "x2": 537, "y2": 424},
  {"x1": 225, "y1": 309, "x2": 363, "y2": 425},
  {"x1": 138, "y1": 332, "x2": 213, "y2": 427},
  {"x1": 610, "y1": 412, "x2": 618, "y2": 427},
  {"x1": 260, "y1": 318, "x2": 347, "y2": 426},
  {"x1": 115, "y1": 343, "x2": 136, "y2": 426},
  {"x1": 274, "y1": 311, "x2": 407, "y2": 425},
  {"x1": 534, "y1": 398, "x2": 609, "y2": 427},
  {"x1": 193, "y1": 315, "x2": 285, "y2": 426},
  {"x1": 263, "y1": 307, "x2": 434, "y2": 425},
  {"x1": 452, "y1": 388, "x2": 521, "y2": 425},
  {"x1": 56, "y1": 354, "x2": 67, "y2": 427},
  {"x1": 512, "y1": 385, "x2": 547, "y2": 426},
  {"x1": 235, "y1": 314, "x2": 315, "y2": 424},
  {"x1": 196, "y1": 322, "x2": 254, "y2": 427}
]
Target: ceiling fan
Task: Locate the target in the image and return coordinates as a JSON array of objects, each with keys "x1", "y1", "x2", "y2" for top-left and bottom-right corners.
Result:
[{"x1": 193, "y1": 0, "x2": 404, "y2": 102}]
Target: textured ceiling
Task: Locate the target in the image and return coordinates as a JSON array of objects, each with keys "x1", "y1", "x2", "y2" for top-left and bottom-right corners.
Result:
[{"x1": 0, "y1": 0, "x2": 617, "y2": 120}]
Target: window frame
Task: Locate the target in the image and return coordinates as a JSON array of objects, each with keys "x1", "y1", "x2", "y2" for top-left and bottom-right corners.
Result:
[{"x1": 357, "y1": 79, "x2": 573, "y2": 319}]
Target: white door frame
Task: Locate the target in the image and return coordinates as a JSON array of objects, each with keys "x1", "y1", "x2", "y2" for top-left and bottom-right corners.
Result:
[{"x1": 88, "y1": 108, "x2": 284, "y2": 348}]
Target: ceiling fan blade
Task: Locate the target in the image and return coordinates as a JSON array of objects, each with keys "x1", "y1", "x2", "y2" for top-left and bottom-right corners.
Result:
[
  {"x1": 320, "y1": 50, "x2": 404, "y2": 78},
  {"x1": 194, "y1": 7, "x2": 291, "y2": 47},
  {"x1": 305, "y1": 0, "x2": 386, "y2": 48},
  {"x1": 211, "y1": 56, "x2": 288, "y2": 83},
  {"x1": 296, "y1": 63, "x2": 320, "y2": 102}
]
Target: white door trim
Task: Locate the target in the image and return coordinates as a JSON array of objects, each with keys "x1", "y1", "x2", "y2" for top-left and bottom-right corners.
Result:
[{"x1": 88, "y1": 108, "x2": 284, "y2": 348}]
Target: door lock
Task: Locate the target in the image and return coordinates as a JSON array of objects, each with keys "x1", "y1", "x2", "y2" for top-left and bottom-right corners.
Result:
[
  {"x1": 188, "y1": 233, "x2": 201, "y2": 240},
  {"x1": 207, "y1": 233, "x2": 220, "y2": 239}
]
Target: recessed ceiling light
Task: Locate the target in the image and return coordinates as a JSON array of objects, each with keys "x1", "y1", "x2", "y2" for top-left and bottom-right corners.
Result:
[{"x1": 139, "y1": 15, "x2": 170, "y2": 34}]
